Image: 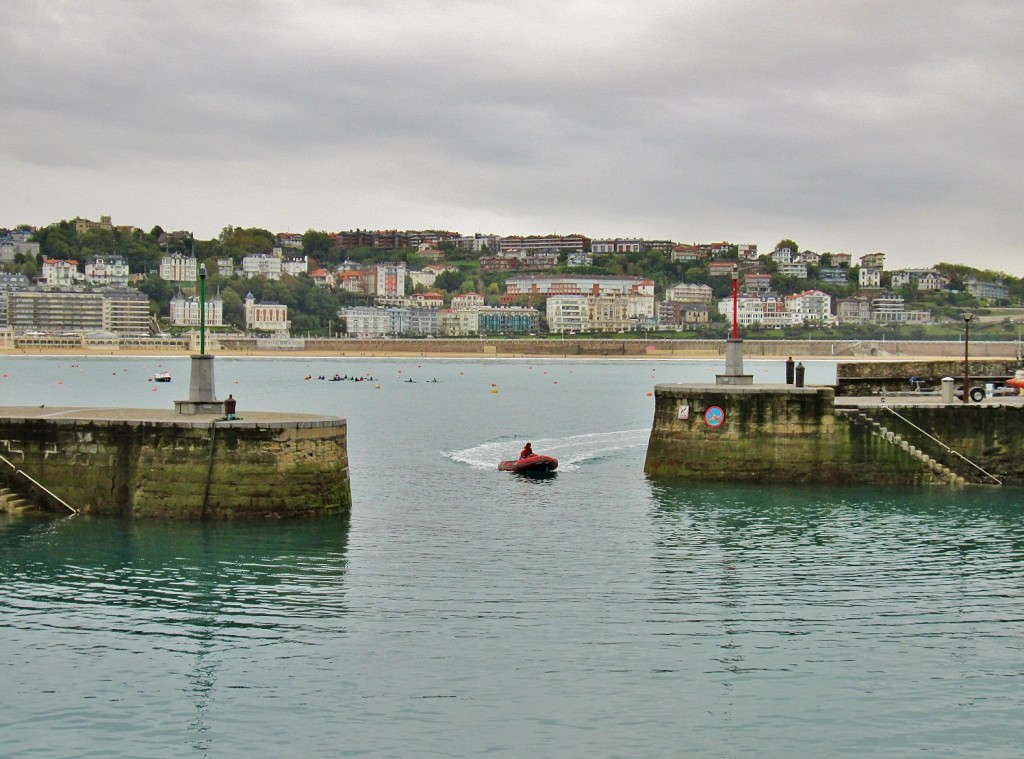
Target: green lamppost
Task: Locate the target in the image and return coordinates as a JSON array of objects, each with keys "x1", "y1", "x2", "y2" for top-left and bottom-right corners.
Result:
[{"x1": 199, "y1": 263, "x2": 207, "y2": 355}]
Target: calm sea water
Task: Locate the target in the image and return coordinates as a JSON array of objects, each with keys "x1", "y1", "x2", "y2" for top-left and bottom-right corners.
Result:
[{"x1": 1, "y1": 356, "x2": 1022, "y2": 758}]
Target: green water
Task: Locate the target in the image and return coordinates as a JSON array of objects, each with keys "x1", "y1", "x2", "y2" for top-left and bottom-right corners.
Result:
[{"x1": 1, "y1": 356, "x2": 1022, "y2": 757}]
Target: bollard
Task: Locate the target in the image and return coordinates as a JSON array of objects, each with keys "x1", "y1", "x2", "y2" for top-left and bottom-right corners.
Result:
[
  {"x1": 794, "y1": 362, "x2": 805, "y2": 387},
  {"x1": 225, "y1": 394, "x2": 237, "y2": 416},
  {"x1": 785, "y1": 356, "x2": 795, "y2": 385},
  {"x1": 940, "y1": 377, "x2": 955, "y2": 403}
]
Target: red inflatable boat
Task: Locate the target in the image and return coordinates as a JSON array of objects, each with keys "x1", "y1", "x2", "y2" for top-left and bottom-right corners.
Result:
[{"x1": 498, "y1": 454, "x2": 558, "y2": 473}]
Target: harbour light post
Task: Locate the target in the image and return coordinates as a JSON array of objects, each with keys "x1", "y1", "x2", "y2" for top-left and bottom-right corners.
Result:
[
  {"x1": 962, "y1": 312, "x2": 973, "y2": 403},
  {"x1": 175, "y1": 260, "x2": 222, "y2": 415},
  {"x1": 199, "y1": 263, "x2": 206, "y2": 355},
  {"x1": 716, "y1": 263, "x2": 752, "y2": 385}
]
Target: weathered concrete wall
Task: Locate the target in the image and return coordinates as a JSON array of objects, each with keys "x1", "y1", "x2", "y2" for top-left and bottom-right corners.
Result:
[
  {"x1": 644, "y1": 384, "x2": 951, "y2": 486},
  {"x1": 871, "y1": 404, "x2": 1024, "y2": 485},
  {"x1": 836, "y1": 360, "x2": 1018, "y2": 395},
  {"x1": 0, "y1": 417, "x2": 351, "y2": 518}
]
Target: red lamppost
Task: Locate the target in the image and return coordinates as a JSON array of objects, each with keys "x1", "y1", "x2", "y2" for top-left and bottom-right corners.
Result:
[{"x1": 731, "y1": 264, "x2": 739, "y2": 339}]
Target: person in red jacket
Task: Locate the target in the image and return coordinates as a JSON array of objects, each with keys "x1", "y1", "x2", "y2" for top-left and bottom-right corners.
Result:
[{"x1": 519, "y1": 442, "x2": 533, "y2": 459}]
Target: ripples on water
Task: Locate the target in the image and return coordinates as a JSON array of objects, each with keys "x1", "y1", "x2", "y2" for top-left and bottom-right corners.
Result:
[{"x1": 1, "y1": 357, "x2": 1023, "y2": 757}]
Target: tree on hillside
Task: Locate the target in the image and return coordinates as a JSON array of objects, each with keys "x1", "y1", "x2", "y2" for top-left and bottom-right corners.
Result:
[{"x1": 775, "y1": 238, "x2": 798, "y2": 253}]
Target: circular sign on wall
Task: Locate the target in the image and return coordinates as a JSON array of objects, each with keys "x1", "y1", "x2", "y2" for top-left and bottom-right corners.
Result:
[{"x1": 704, "y1": 405, "x2": 725, "y2": 428}]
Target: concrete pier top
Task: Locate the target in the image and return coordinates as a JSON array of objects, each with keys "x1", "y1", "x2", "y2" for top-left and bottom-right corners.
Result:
[
  {"x1": 655, "y1": 383, "x2": 827, "y2": 395},
  {"x1": 0, "y1": 406, "x2": 344, "y2": 429}
]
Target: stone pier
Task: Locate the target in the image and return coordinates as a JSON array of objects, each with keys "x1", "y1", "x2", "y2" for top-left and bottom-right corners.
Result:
[{"x1": 0, "y1": 407, "x2": 351, "y2": 518}]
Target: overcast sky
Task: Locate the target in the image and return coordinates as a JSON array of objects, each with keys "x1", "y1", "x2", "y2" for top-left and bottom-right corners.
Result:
[{"x1": 3, "y1": 1, "x2": 1022, "y2": 273}]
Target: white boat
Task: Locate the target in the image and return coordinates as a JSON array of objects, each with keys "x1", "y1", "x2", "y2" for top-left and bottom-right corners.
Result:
[{"x1": 151, "y1": 371, "x2": 171, "y2": 383}]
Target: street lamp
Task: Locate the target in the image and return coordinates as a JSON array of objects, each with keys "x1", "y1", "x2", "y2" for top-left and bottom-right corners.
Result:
[{"x1": 962, "y1": 312, "x2": 973, "y2": 403}]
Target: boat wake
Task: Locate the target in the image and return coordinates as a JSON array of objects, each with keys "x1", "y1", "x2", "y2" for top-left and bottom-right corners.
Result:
[{"x1": 446, "y1": 429, "x2": 650, "y2": 471}]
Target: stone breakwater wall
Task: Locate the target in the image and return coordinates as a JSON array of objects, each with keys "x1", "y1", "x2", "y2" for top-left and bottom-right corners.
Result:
[
  {"x1": 0, "y1": 414, "x2": 351, "y2": 519},
  {"x1": 217, "y1": 337, "x2": 1023, "y2": 359},
  {"x1": 644, "y1": 384, "x2": 1024, "y2": 486},
  {"x1": 836, "y1": 360, "x2": 1019, "y2": 395}
]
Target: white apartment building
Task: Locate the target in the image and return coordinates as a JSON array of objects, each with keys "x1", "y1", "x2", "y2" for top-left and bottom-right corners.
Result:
[
  {"x1": 504, "y1": 275, "x2": 654, "y2": 298},
  {"x1": 890, "y1": 269, "x2": 947, "y2": 291},
  {"x1": 159, "y1": 254, "x2": 197, "y2": 283},
  {"x1": 282, "y1": 256, "x2": 308, "y2": 276},
  {"x1": 591, "y1": 239, "x2": 643, "y2": 254},
  {"x1": 784, "y1": 290, "x2": 833, "y2": 324},
  {"x1": 409, "y1": 269, "x2": 438, "y2": 288},
  {"x1": 718, "y1": 295, "x2": 789, "y2": 328},
  {"x1": 546, "y1": 295, "x2": 590, "y2": 333},
  {"x1": 777, "y1": 262, "x2": 808, "y2": 278},
  {"x1": 451, "y1": 292, "x2": 485, "y2": 311},
  {"x1": 41, "y1": 259, "x2": 79, "y2": 288},
  {"x1": 860, "y1": 267, "x2": 883, "y2": 288},
  {"x1": 339, "y1": 306, "x2": 391, "y2": 337},
  {"x1": 666, "y1": 282, "x2": 714, "y2": 303},
  {"x1": 85, "y1": 255, "x2": 130, "y2": 286},
  {"x1": 169, "y1": 289, "x2": 224, "y2": 327},
  {"x1": 242, "y1": 254, "x2": 283, "y2": 281},
  {"x1": 100, "y1": 287, "x2": 151, "y2": 335}
]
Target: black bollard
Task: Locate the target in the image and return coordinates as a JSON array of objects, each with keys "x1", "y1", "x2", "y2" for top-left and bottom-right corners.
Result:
[
  {"x1": 785, "y1": 356, "x2": 795, "y2": 385},
  {"x1": 794, "y1": 362, "x2": 805, "y2": 387},
  {"x1": 225, "y1": 394, "x2": 237, "y2": 416}
]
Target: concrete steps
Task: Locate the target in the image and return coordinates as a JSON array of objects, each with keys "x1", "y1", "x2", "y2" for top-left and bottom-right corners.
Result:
[
  {"x1": 0, "y1": 486, "x2": 36, "y2": 514},
  {"x1": 842, "y1": 410, "x2": 967, "y2": 486}
]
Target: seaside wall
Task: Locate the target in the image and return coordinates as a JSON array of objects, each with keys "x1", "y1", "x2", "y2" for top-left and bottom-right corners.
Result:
[
  {"x1": 0, "y1": 416, "x2": 351, "y2": 518},
  {"x1": 644, "y1": 385, "x2": 966, "y2": 486},
  {"x1": 836, "y1": 360, "x2": 1019, "y2": 395},
  {"x1": 869, "y1": 404, "x2": 1024, "y2": 484}
]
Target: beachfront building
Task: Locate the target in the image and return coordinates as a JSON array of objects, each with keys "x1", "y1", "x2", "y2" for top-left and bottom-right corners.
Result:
[
  {"x1": 546, "y1": 295, "x2": 590, "y2": 333},
  {"x1": 6, "y1": 287, "x2": 147, "y2": 335},
  {"x1": 588, "y1": 295, "x2": 632, "y2": 333},
  {"x1": 477, "y1": 306, "x2": 540, "y2": 335},
  {"x1": 101, "y1": 287, "x2": 151, "y2": 335},
  {"x1": 837, "y1": 296, "x2": 872, "y2": 324},
  {"x1": 387, "y1": 307, "x2": 439, "y2": 336},
  {"x1": 159, "y1": 253, "x2": 198, "y2": 283},
  {"x1": 870, "y1": 294, "x2": 931, "y2": 323},
  {"x1": 718, "y1": 295, "x2": 789, "y2": 329},
  {"x1": 244, "y1": 293, "x2": 289, "y2": 334},
  {"x1": 339, "y1": 306, "x2": 391, "y2": 337},
  {"x1": 85, "y1": 255, "x2": 131, "y2": 286},
  {"x1": 41, "y1": 259, "x2": 79, "y2": 288},
  {"x1": 438, "y1": 309, "x2": 477, "y2": 337},
  {"x1": 659, "y1": 301, "x2": 710, "y2": 330},
  {"x1": 169, "y1": 289, "x2": 224, "y2": 327}
]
